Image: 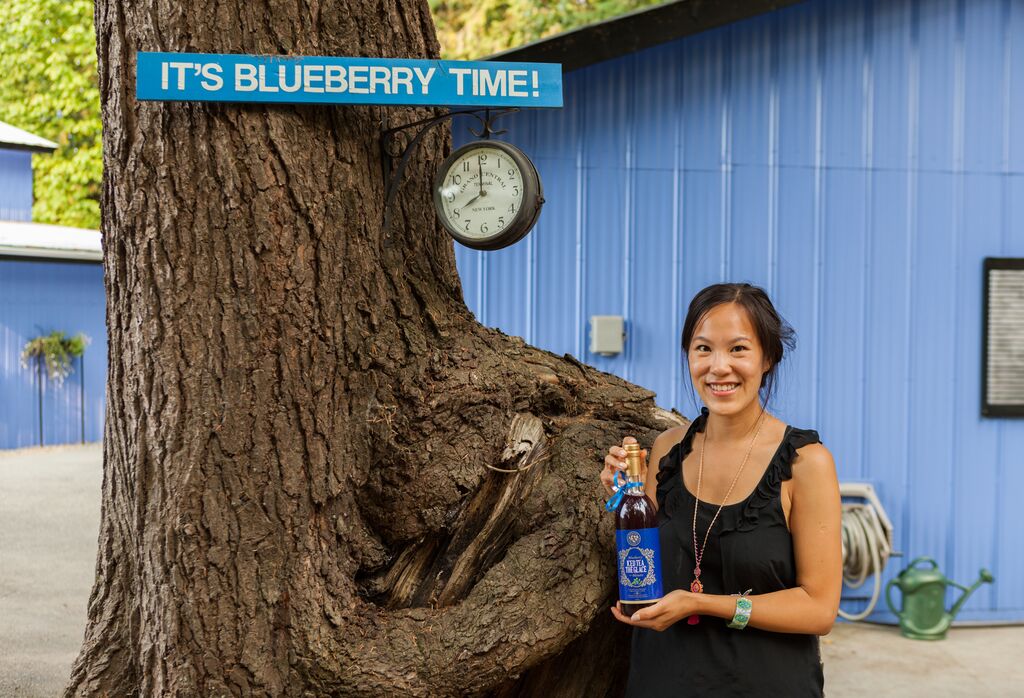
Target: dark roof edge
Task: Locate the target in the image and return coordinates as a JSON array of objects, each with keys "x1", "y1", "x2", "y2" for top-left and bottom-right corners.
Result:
[
  {"x1": 485, "y1": 0, "x2": 808, "y2": 73},
  {"x1": 0, "y1": 142, "x2": 58, "y2": 154}
]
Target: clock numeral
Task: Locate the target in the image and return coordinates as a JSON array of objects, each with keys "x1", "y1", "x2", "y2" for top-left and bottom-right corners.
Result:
[
  {"x1": 498, "y1": 157, "x2": 502, "y2": 168},
  {"x1": 462, "y1": 161, "x2": 470, "y2": 172},
  {"x1": 507, "y1": 168, "x2": 516, "y2": 178},
  {"x1": 513, "y1": 185, "x2": 520, "y2": 196},
  {"x1": 445, "y1": 192, "x2": 455, "y2": 203},
  {"x1": 478, "y1": 153, "x2": 488, "y2": 163},
  {"x1": 480, "y1": 223, "x2": 489, "y2": 234},
  {"x1": 450, "y1": 174, "x2": 462, "y2": 185},
  {"x1": 498, "y1": 216, "x2": 505, "y2": 227},
  {"x1": 464, "y1": 220, "x2": 471, "y2": 231},
  {"x1": 453, "y1": 208, "x2": 460, "y2": 217},
  {"x1": 508, "y1": 204, "x2": 516, "y2": 213}
]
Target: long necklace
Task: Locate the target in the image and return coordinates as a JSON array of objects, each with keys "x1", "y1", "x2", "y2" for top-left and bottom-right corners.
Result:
[{"x1": 687, "y1": 410, "x2": 766, "y2": 625}]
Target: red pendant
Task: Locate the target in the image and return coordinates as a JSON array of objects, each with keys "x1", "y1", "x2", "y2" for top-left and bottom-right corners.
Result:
[{"x1": 688, "y1": 577, "x2": 703, "y2": 625}]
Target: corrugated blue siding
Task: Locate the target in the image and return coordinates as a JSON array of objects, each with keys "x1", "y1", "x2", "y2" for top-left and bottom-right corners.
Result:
[
  {"x1": 455, "y1": 0, "x2": 1024, "y2": 621},
  {"x1": 0, "y1": 259, "x2": 106, "y2": 449},
  {"x1": 0, "y1": 149, "x2": 34, "y2": 221}
]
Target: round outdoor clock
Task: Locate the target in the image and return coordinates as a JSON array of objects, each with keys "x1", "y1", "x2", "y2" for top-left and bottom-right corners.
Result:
[{"x1": 433, "y1": 140, "x2": 544, "y2": 251}]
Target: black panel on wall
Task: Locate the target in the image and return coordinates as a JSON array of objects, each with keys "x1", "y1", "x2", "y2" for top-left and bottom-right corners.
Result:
[{"x1": 983, "y1": 258, "x2": 1024, "y2": 417}]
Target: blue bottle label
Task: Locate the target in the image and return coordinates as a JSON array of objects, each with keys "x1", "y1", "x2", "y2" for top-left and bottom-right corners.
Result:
[{"x1": 616, "y1": 527, "x2": 664, "y2": 603}]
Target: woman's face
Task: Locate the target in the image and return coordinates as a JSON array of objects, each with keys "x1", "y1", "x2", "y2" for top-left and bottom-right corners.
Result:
[{"x1": 687, "y1": 302, "x2": 770, "y2": 416}]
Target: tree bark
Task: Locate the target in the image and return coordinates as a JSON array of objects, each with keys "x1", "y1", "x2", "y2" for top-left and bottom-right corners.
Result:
[{"x1": 68, "y1": 1, "x2": 685, "y2": 695}]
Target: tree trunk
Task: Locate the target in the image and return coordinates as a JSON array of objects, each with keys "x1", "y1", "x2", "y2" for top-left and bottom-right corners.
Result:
[{"x1": 68, "y1": 1, "x2": 684, "y2": 695}]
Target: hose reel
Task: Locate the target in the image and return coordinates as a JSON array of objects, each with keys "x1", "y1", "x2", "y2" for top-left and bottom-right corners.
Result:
[{"x1": 838, "y1": 482, "x2": 895, "y2": 621}]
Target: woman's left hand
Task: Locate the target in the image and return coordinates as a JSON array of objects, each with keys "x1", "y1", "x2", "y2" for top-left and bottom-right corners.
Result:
[{"x1": 610, "y1": 590, "x2": 698, "y2": 631}]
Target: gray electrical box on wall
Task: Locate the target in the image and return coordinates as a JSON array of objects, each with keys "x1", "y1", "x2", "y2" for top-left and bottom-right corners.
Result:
[
  {"x1": 590, "y1": 315, "x2": 625, "y2": 356},
  {"x1": 982, "y1": 257, "x2": 1024, "y2": 417}
]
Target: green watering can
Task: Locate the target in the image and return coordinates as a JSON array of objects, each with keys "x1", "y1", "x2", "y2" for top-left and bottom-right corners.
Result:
[{"x1": 885, "y1": 557, "x2": 994, "y2": 640}]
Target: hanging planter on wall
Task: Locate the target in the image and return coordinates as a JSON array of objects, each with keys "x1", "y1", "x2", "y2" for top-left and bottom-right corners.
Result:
[
  {"x1": 20, "y1": 331, "x2": 91, "y2": 446},
  {"x1": 20, "y1": 331, "x2": 90, "y2": 385}
]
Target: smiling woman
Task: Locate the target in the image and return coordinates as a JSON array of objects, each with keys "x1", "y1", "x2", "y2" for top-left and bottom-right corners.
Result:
[{"x1": 600, "y1": 282, "x2": 842, "y2": 697}]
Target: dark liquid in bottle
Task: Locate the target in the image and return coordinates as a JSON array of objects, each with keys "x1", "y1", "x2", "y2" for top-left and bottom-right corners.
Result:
[{"x1": 616, "y1": 488, "x2": 660, "y2": 615}]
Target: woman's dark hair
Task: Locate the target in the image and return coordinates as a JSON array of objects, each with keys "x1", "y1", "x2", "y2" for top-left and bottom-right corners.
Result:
[{"x1": 681, "y1": 283, "x2": 796, "y2": 408}]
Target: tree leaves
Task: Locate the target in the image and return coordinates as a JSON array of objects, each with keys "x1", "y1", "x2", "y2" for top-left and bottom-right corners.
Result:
[{"x1": 0, "y1": 0, "x2": 101, "y2": 229}]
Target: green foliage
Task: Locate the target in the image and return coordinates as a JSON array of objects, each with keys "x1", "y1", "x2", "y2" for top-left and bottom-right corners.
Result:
[
  {"x1": 0, "y1": 0, "x2": 101, "y2": 229},
  {"x1": 21, "y1": 331, "x2": 91, "y2": 385},
  {"x1": 430, "y1": 0, "x2": 668, "y2": 60}
]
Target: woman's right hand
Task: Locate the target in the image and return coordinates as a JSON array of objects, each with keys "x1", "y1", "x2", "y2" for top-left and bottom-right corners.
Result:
[{"x1": 601, "y1": 436, "x2": 640, "y2": 496}]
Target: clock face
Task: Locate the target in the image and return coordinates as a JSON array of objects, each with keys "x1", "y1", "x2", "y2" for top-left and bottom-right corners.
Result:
[{"x1": 436, "y1": 145, "x2": 525, "y2": 242}]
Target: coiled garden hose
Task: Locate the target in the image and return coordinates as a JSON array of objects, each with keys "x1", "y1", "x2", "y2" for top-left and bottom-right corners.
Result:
[{"x1": 838, "y1": 485, "x2": 894, "y2": 621}]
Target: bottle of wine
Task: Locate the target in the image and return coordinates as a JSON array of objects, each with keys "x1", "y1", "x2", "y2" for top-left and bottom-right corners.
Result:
[{"x1": 615, "y1": 442, "x2": 663, "y2": 615}]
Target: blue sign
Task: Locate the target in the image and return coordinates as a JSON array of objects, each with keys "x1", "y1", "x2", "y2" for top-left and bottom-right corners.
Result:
[{"x1": 136, "y1": 52, "x2": 562, "y2": 108}]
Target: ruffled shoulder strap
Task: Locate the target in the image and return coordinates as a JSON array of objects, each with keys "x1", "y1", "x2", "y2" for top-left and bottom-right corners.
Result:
[
  {"x1": 774, "y1": 427, "x2": 822, "y2": 480},
  {"x1": 654, "y1": 407, "x2": 708, "y2": 514},
  {"x1": 733, "y1": 424, "x2": 821, "y2": 532}
]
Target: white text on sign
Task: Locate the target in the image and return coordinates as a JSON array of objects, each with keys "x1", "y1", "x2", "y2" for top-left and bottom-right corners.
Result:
[{"x1": 159, "y1": 61, "x2": 540, "y2": 98}]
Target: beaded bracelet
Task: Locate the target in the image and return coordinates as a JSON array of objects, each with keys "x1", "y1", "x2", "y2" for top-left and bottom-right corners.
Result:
[{"x1": 727, "y1": 590, "x2": 753, "y2": 630}]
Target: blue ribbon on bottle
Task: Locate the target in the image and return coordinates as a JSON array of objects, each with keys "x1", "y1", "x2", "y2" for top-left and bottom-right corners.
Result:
[{"x1": 605, "y1": 471, "x2": 644, "y2": 512}]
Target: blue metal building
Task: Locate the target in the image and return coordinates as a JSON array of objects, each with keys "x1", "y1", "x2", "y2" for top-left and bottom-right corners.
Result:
[
  {"x1": 0, "y1": 120, "x2": 55, "y2": 221},
  {"x1": 0, "y1": 123, "x2": 105, "y2": 449},
  {"x1": 456, "y1": 0, "x2": 1024, "y2": 622}
]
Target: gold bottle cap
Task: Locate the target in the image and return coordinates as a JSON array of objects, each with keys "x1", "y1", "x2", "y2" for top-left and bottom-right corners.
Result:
[{"x1": 623, "y1": 442, "x2": 644, "y2": 478}]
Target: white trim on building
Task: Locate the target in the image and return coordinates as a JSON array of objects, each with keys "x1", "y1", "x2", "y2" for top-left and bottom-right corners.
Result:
[{"x1": 0, "y1": 220, "x2": 102, "y2": 262}]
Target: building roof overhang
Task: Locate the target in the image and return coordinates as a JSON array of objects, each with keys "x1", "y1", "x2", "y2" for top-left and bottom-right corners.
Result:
[
  {"x1": 0, "y1": 220, "x2": 102, "y2": 262},
  {"x1": 486, "y1": 0, "x2": 807, "y2": 73},
  {"x1": 0, "y1": 120, "x2": 58, "y2": 154}
]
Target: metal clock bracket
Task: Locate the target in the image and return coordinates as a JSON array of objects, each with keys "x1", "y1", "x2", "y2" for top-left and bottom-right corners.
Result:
[{"x1": 380, "y1": 107, "x2": 519, "y2": 239}]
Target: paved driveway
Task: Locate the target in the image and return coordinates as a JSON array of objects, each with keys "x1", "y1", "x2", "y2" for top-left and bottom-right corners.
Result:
[
  {"x1": 1, "y1": 444, "x2": 1022, "y2": 696},
  {"x1": 0, "y1": 445, "x2": 102, "y2": 697}
]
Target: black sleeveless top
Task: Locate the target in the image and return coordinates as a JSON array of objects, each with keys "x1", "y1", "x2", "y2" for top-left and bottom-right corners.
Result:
[{"x1": 625, "y1": 408, "x2": 825, "y2": 697}]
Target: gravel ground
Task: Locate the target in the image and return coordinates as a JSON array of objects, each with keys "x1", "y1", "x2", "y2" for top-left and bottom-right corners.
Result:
[{"x1": 1, "y1": 444, "x2": 1022, "y2": 696}]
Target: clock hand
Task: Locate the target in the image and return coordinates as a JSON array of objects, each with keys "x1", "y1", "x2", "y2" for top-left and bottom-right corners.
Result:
[
  {"x1": 463, "y1": 192, "x2": 482, "y2": 208},
  {"x1": 478, "y1": 157, "x2": 484, "y2": 197}
]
